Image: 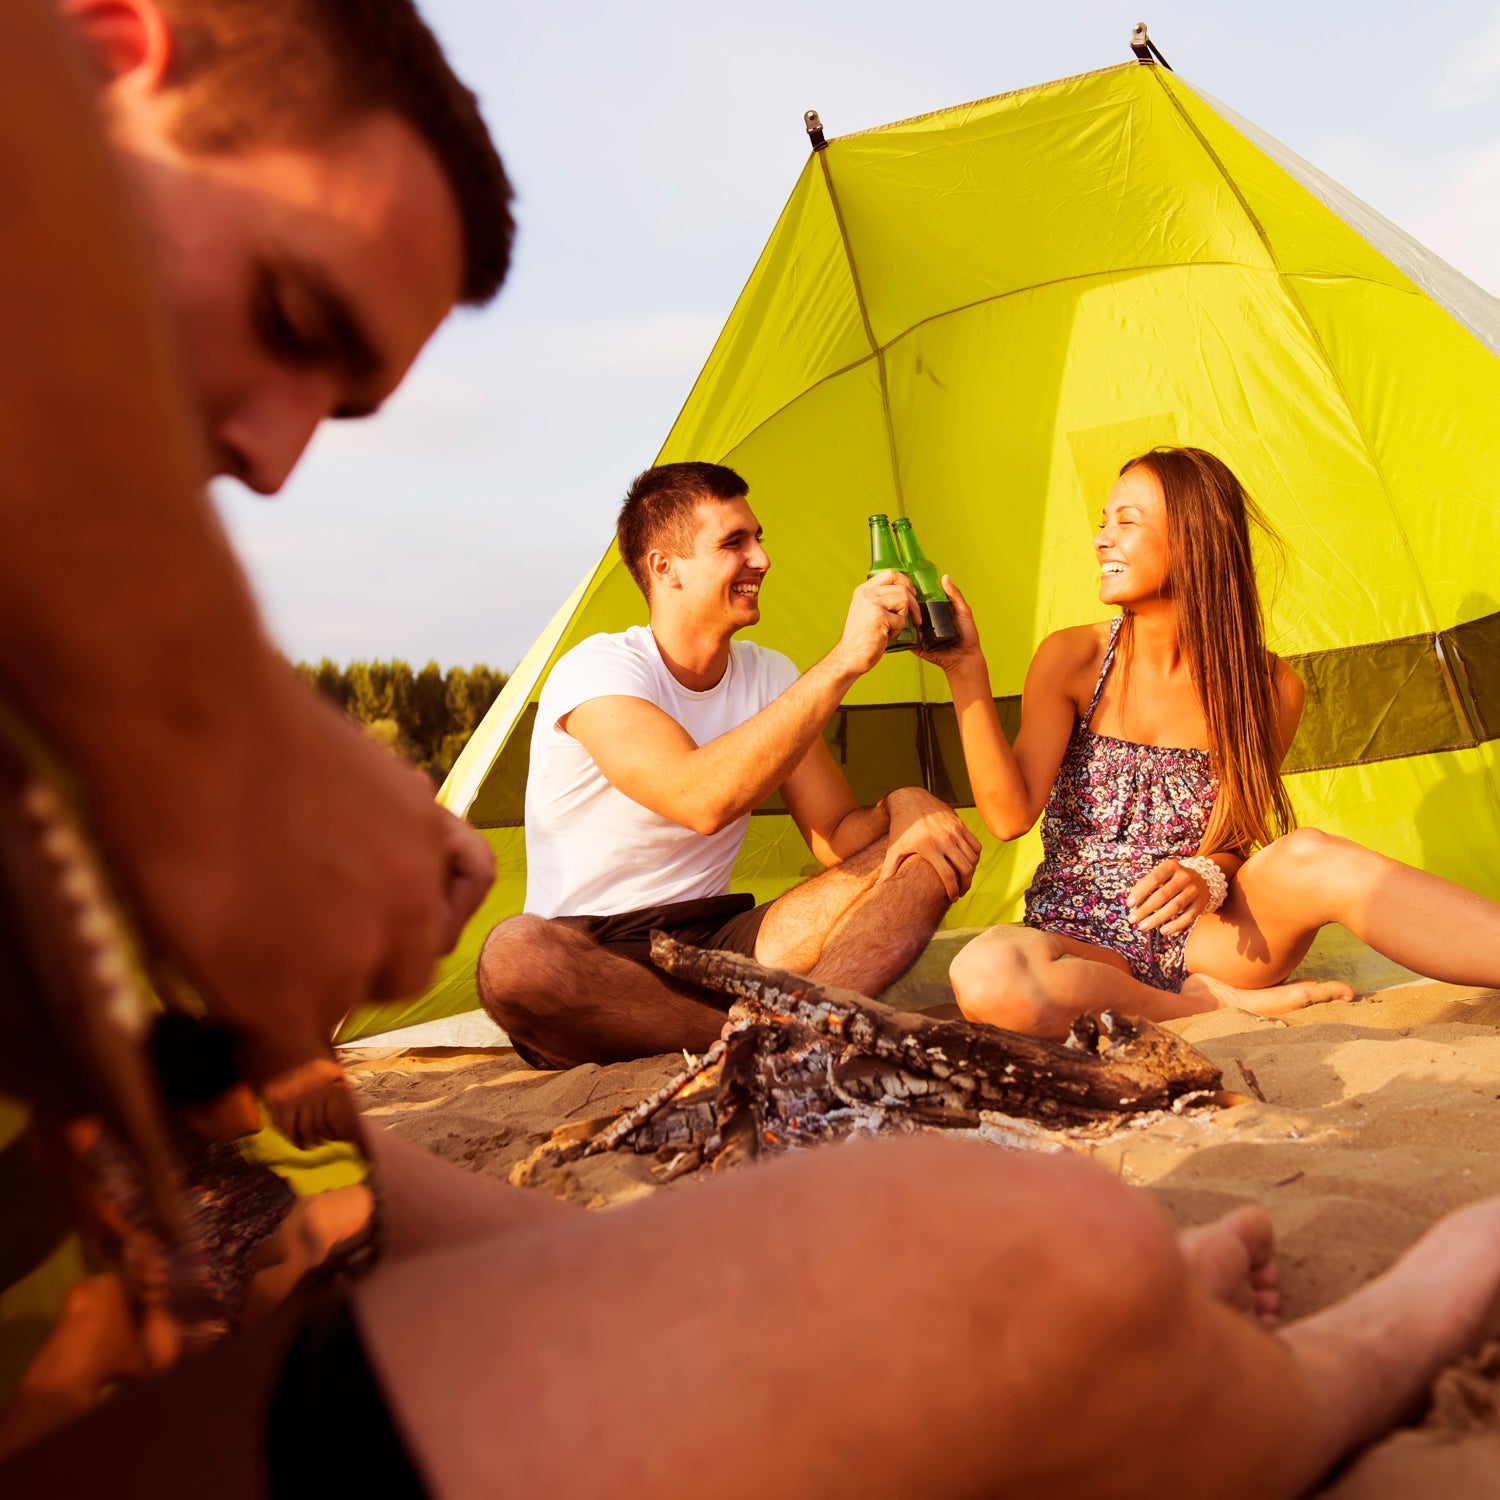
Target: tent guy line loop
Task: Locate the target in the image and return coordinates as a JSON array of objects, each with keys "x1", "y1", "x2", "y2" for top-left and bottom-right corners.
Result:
[{"x1": 1131, "y1": 22, "x2": 1173, "y2": 71}]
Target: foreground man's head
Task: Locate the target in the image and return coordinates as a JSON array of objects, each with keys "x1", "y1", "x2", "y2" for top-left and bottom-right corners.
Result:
[{"x1": 64, "y1": 0, "x2": 513, "y2": 493}]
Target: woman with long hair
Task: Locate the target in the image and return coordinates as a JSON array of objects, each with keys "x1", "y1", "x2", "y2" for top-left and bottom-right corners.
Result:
[{"x1": 929, "y1": 446, "x2": 1500, "y2": 1038}]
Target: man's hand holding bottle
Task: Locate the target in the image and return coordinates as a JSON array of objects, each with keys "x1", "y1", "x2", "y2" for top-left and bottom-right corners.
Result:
[{"x1": 833, "y1": 570, "x2": 921, "y2": 676}]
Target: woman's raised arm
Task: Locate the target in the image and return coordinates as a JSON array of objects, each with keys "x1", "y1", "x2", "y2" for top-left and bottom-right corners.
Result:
[{"x1": 918, "y1": 579, "x2": 1084, "y2": 841}]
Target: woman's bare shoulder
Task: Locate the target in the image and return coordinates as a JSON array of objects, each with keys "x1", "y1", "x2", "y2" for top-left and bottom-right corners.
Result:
[
  {"x1": 1030, "y1": 622, "x2": 1114, "y2": 700},
  {"x1": 1034, "y1": 621, "x2": 1114, "y2": 670}
]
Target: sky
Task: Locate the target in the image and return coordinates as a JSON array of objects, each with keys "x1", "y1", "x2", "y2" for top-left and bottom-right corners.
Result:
[{"x1": 213, "y1": 0, "x2": 1500, "y2": 671}]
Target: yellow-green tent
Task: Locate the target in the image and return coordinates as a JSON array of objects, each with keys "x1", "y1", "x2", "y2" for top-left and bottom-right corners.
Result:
[{"x1": 341, "y1": 56, "x2": 1500, "y2": 1041}]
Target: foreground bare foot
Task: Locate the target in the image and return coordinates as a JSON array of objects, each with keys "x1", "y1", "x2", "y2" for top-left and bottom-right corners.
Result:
[
  {"x1": 1182, "y1": 972, "x2": 1354, "y2": 1018},
  {"x1": 1180, "y1": 1205, "x2": 1280, "y2": 1326},
  {"x1": 1281, "y1": 1197, "x2": 1500, "y2": 1467}
]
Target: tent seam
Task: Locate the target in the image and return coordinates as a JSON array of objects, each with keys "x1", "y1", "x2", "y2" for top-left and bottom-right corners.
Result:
[
  {"x1": 715, "y1": 262, "x2": 1423, "y2": 473},
  {"x1": 813, "y1": 143, "x2": 937, "y2": 765},
  {"x1": 815, "y1": 149, "x2": 906, "y2": 517},
  {"x1": 1146, "y1": 68, "x2": 1441, "y2": 633}
]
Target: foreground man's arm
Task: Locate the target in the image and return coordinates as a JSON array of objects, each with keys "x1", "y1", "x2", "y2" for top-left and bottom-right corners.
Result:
[{"x1": 0, "y1": 0, "x2": 491, "y2": 1079}]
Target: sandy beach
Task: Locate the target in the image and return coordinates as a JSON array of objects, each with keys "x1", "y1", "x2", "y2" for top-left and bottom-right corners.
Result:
[{"x1": 345, "y1": 952, "x2": 1500, "y2": 1497}]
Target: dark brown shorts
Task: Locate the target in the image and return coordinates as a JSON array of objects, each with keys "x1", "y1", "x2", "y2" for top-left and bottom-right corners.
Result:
[
  {"x1": 507, "y1": 894, "x2": 773, "y2": 1072},
  {"x1": 552, "y1": 891, "x2": 770, "y2": 1008}
]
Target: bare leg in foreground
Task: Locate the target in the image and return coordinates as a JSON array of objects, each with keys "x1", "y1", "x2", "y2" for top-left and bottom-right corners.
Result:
[
  {"x1": 478, "y1": 837, "x2": 949, "y2": 1066},
  {"x1": 358, "y1": 1138, "x2": 1500, "y2": 1500}
]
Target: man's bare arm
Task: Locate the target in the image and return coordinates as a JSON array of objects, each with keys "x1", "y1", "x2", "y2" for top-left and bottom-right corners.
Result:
[
  {"x1": 565, "y1": 573, "x2": 914, "y2": 837},
  {"x1": 777, "y1": 744, "x2": 982, "y2": 899}
]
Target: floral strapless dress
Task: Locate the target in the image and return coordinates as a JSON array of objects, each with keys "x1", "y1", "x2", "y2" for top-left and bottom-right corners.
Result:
[{"x1": 1023, "y1": 617, "x2": 1218, "y2": 992}]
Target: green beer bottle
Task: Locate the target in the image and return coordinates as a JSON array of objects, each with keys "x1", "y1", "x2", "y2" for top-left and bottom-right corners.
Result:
[
  {"x1": 867, "y1": 513, "x2": 919, "y2": 652},
  {"x1": 892, "y1": 517, "x2": 959, "y2": 651}
]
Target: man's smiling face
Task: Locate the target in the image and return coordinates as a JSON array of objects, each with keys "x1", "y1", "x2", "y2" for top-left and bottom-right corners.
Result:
[
  {"x1": 107, "y1": 100, "x2": 463, "y2": 494},
  {"x1": 667, "y1": 496, "x2": 771, "y2": 633}
]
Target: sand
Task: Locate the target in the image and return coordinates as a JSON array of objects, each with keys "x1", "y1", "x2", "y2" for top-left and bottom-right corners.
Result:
[{"x1": 344, "y1": 971, "x2": 1500, "y2": 1497}]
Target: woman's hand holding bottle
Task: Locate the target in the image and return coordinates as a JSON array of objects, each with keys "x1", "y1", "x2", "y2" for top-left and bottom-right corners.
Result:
[{"x1": 914, "y1": 575, "x2": 985, "y2": 675}]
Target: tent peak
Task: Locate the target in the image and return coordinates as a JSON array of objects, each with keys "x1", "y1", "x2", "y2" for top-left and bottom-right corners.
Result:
[
  {"x1": 1130, "y1": 21, "x2": 1173, "y2": 70},
  {"x1": 804, "y1": 109, "x2": 827, "y2": 151}
]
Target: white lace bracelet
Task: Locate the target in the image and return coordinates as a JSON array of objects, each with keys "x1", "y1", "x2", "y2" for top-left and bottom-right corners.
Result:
[{"x1": 1178, "y1": 855, "x2": 1228, "y2": 913}]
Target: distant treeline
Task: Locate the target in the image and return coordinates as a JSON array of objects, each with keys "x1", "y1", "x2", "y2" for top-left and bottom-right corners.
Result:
[{"x1": 296, "y1": 659, "x2": 507, "y2": 782}]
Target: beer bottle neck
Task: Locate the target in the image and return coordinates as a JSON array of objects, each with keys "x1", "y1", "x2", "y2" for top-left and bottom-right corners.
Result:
[{"x1": 867, "y1": 519, "x2": 904, "y2": 574}]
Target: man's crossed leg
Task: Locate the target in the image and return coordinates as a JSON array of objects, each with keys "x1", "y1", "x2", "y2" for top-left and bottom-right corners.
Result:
[{"x1": 478, "y1": 835, "x2": 948, "y2": 1067}]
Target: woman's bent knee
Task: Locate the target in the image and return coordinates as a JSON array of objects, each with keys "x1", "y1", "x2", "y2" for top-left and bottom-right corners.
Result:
[
  {"x1": 1253, "y1": 826, "x2": 1369, "y2": 911},
  {"x1": 950, "y1": 930, "x2": 1055, "y2": 1033}
]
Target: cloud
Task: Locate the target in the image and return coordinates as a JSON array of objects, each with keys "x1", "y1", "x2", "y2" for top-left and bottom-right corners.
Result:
[
  {"x1": 551, "y1": 313, "x2": 723, "y2": 376},
  {"x1": 1305, "y1": 131, "x2": 1500, "y2": 297},
  {"x1": 1408, "y1": 142, "x2": 1500, "y2": 296},
  {"x1": 1435, "y1": 4, "x2": 1500, "y2": 109}
]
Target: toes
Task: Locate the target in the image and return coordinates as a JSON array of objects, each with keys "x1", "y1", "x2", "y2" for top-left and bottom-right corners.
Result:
[
  {"x1": 1250, "y1": 1258, "x2": 1279, "y2": 1292},
  {"x1": 1223, "y1": 1204, "x2": 1276, "y2": 1270},
  {"x1": 1253, "y1": 1283, "x2": 1282, "y2": 1324}
]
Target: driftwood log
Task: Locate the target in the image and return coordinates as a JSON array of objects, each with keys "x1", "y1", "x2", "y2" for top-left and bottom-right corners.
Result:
[{"x1": 511, "y1": 934, "x2": 1224, "y2": 1191}]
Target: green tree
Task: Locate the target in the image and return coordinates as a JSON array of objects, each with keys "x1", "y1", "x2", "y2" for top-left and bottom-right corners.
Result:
[
  {"x1": 296, "y1": 656, "x2": 508, "y2": 781},
  {"x1": 346, "y1": 660, "x2": 379, "y2": 724},
  {"x1": 387, "y1": 659, "x2": 414, "y2": 740},
  {"x1": 411, "y1": 660, "x2": 447, "y2": 769},
  {"x1": 443, "y1": 665, "x2": 475, "y2": 737}
]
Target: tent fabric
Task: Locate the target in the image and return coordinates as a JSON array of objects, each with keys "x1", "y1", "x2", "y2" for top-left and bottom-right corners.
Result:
[{"x1": 339, "y1": 58, "x2": 1500, "y2": 1041}]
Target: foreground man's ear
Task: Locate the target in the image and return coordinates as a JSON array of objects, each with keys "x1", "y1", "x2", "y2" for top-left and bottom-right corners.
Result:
[{"x1": 59, "y1": 0, "x2": 172, "y2": 94}]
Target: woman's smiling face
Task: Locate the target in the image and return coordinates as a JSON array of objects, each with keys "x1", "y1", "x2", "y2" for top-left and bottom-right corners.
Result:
[{"x1": 1094, "y1": 465, "x2": 1171, "y2": 606}]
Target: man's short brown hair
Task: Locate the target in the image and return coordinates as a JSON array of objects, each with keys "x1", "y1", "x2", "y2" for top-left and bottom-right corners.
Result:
[
  {"x1": 617, "y1": 462, "x2": 749, "y2": 599},
  {"x1": 154, "y1": 0, "x2": 513, "y2": 305}
]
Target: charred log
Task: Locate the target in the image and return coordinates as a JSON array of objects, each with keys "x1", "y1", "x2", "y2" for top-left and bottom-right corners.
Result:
[{"x1": 510, "y1": 936, "x2": 1223, "y2": 1191}]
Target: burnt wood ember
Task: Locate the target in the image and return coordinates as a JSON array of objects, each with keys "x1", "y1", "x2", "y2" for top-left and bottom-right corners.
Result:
[{"x1": 510, "y1": 935, "x2": 1224, "y2": 1191}]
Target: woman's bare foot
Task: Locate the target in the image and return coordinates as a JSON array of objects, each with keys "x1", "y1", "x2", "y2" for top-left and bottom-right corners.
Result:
[
  {"x1": 1181, "y1": 971, "x2": 1354, "y2": 1019},
  {"x1": 1179, "y1": 1205, "x2": 1280, "y2": 1326}
]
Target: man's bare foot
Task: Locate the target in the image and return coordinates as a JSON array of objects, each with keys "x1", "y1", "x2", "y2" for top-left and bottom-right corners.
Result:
[
  {"x1": 1181, "y1": 972, "x2": 1354, "y2": 1019},
  {"x1": 1279, "y1": 1197, "x2": 1500, "y2": 1466},
  {"x1": 1180, "y1": 1205, "x2": 1280, "y2": 1326}
]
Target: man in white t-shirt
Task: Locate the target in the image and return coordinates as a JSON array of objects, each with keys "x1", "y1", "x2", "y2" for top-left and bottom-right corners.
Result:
[{"x1": 477, "y1": 461, "x2": 982, "y2": 1068}]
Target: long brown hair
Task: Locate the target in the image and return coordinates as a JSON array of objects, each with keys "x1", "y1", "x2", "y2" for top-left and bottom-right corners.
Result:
[{"x1": 1118, "y1": 447, "x2": 1295, "y2": 855}]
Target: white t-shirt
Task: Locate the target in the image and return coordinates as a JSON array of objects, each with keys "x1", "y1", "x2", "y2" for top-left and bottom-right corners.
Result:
[{"x1": 524, "y1": 626, "x2": 801, "y2": 918}]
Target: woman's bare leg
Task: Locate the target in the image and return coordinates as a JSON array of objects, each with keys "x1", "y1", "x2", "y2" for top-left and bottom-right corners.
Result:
[
  {"x1": 948, "y1": 926, "x2": 1345, "y2": 1039},
  {"x1": 356, "y1": 1137, "x2": 1500, "y2": 1500},
  {"x1": 1187, "y1": 826, "x2": 1500, "y2": 992}
]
